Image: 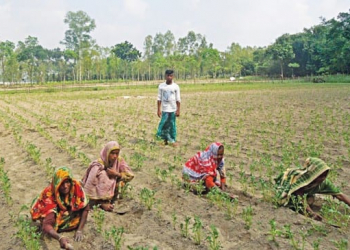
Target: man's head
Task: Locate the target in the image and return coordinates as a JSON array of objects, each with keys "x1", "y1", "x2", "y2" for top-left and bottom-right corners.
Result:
[{"x1": 165, "y1": 69, "x2": 174, "y2": 84}]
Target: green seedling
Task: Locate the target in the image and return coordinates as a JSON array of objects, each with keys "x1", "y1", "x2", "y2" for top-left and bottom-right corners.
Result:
[
  {"x1": 12, "y1": 205, "x2": 41, "y2": 250},
  {"x1": 268, "y1": 219, "x2": 282, "y2": 242},
  {"x1": 0, "y1": 158, "x2": 12, "y2": 205},
  {"x1": 192, "y1": 215, "x2": 203, "y2": 245},
  {"x1": 206, "y1": 225, "x2": 222, "y2": 250},
  {"x1": 180, "y1": 216, "x2": 191, "y2": 238},
  {"x1": 92, "y1": 205, "x2": 105, "y2": 234},
  {"x1": 171, "y1": 210, "x2": 177, "y2": 229},
  {"x1": 105, "y1": 226, "x2": 124, "y2": 250},
  {"x1": 242, "y1": 205, "x2": 253, "y2": 229},
  {"x1": 140, "y1": 188, "x2": 156, "y2": 210}
]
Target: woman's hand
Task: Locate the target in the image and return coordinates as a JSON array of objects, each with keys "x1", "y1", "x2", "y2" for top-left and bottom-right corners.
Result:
[
  {"x1": 311, "y1": 212, "x2": 323, "y2": 221},
  {"x1": 74, "y1": 230, "x2": 84, "y2": 241},
  {"x1": 106, "y1": 168, "x2": 120, "y2": 178},
  {"x1": 59, "y1": 236, "x2": 70, "y2": 249}
]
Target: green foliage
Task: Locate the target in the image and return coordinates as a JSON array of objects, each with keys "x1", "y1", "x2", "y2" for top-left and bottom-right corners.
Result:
[
  {"x1": 105, "y1": 226, "x2": 124, "y2": 250},
  {"x1": 242, "y1": 205, "x2": 253, "y2": 229},
  {"x1": 92, "y1": 205, "x2": 105, "y2": 234},
  {"x1": 206, "y1": 225, "x2": 222, "y2": 250},
  {"x1": 192, "y1": 215, "x2": 203, "y2": 245},
  {"x1": 0, "y1": 157, "x2": 12, "y2": 205},
  {"x1": 320, "y1": 197, "x2": 350, "y2": 228},
  {"x1": 12, "y1": 205, "x2": 41, "y2": 250},
  {"x1": 267, "y1": 219, "x2": 282, "y2": 242},
  {"x1": 112, "y1": 41, "x2": 141, "y2": 62},
  {"x1": 180, "y1": 216, "x2": 191, "y2": 238},
  {"x1": 140, "y1": 188, "x2": 156, "y2": 210}
]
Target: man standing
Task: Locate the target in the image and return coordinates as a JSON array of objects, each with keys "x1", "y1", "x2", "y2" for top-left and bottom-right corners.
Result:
[{"x1": 156, "y1": 69, "x2": 181, "y2": 146}]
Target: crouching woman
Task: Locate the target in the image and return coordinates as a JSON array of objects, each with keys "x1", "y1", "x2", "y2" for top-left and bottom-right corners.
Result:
[{"x1": 30, "y1": 167, "x2": 89, "y2": 250}]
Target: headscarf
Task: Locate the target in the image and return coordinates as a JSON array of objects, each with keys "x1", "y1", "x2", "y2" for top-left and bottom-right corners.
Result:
[
  {"x1": 82, "y1": 141, "x2": 133, "y2": 200},
  {"x1": 30, "y1": 167, "x2": 88, "y2": 231},
  {"x1": 275, "y1": 157, "x2": 332, "y2": 206},
  {"x1": 182, "y1": 142, "x2": 225, "y2": 181}
]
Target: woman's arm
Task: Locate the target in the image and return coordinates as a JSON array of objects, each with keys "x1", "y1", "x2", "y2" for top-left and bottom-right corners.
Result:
[
  {"x1": 43, "y1": 212, "x2": 71, "y2": 248},
  {"x1": 74, "y1": 204, "x2": 90, "y2": 241},
  {"x1": 334, "y1": 193, "x2": 350, "y2": 206}
]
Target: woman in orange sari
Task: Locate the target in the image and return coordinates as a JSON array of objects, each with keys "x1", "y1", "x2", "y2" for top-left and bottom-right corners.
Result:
[{"x1": 30, "y1": 166, "x2": 89, "y2": 250}]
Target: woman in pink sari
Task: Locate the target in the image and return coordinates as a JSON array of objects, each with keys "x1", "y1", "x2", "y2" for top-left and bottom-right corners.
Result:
[{"x1": 82, "y1": 141, "x2": 134, "y2": 211}]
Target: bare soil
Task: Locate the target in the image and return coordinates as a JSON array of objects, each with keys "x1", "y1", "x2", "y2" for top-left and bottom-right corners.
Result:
[{"x1": 0, "y1": 83, "x2": 350, "y2": 250}]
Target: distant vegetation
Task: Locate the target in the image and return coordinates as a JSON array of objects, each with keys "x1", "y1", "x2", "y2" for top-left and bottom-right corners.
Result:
[{"x1": 0, "y1": 9, "x2": 350, "y2": 85}]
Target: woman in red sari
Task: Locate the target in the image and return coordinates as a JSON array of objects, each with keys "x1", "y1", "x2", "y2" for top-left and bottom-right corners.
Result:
[
  {"x1": 182, "y1": 142, "x2": 236, "y2": 199},
  {"x1": 30, "y1": 166, "x2": 89, "y2": 250}
]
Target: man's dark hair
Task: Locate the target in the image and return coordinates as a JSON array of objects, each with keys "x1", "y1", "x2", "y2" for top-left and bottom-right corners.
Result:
[{"x1": 165, "y1": 69, "x2": 174, "y2": 75}]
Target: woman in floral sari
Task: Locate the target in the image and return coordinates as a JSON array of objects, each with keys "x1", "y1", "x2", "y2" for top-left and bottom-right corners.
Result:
[
  {"x1": 30, "y1": 166, "x2": 89, "y2": 250},
  {"x1": 82, "y1": 141, "x2": 134, "y2": 211},
  {"x1": 182, "y1": 142, "x2": 236, "y2": 199},
  {"x1": 275, "y1": 157, "x2": 350, "y2": 221}
]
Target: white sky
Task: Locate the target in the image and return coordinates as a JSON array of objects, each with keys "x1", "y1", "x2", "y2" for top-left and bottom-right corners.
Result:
[{"x1": 0, "y1": 0, "x2": 348, "y2": 52}]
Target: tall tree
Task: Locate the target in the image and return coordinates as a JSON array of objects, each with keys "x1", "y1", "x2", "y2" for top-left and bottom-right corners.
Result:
[
  {"x1": 61, "y1": 10, "x2": 96, "y2": 82},
  {"x1": 267, "y1": 34, "x2": 295, "y2": 78},
  {"x1": 0, "y1": 40, "x2": 15, "y2": 83},
  {"x1": 112, "y1": 41, "x2": 141, "y2": 62},
  {"x1": 17, "y1": 36, "x2": 47, "y2": 83}
]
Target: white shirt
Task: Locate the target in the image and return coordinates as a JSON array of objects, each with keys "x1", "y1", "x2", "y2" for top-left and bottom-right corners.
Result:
[{"x1": 157, "y1": 82, "x2": 181, "y2": 112}]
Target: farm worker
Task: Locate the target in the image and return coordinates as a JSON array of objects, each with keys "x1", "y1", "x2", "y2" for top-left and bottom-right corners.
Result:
[
  {"x1": 82, "y1": 141, "x2": 134, "y2": 211},
  {"x1": 182, "y1": 142, "x2": 236, "y2": 199},
  {"x1": 30, "y1": 166, "x2": 89, "y2": 250},
  {"x1": 156, "y1": 69, "x2": 181, "y2": 147},
  {"x1": 274, "y1": 157, "x2": 350, "y2": 221}
]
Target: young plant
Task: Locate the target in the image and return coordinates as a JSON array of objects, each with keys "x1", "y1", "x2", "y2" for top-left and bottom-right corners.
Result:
[
  {"x1": 268, "y1": 219, "x2": 282, "y2": 242},
  {"x1": 120, "y1": 182, "x2": 133, "y2": 199},
  {"x1": 193, "y1": 179, "x2": 205, "y2": 197},
  {"x1": 172, "y1": 210, "x2": 177, "y2": 230},
  {"x1": 192, "y1": 215, "x2": 203, "y2": 245},
  {"x1": 92, "y1": 205, "x2": 105, "y2": 234},
  {"x1": 0, "y1": 158, "x2": 12, "y2": 205},
  {"x1": 12, "y1": 205, "x2": 41, "y2": 250},
  {"x1": 180, "y1": 216, "x2": 191, "y2": 238},
  {"x1": 206, "y1": 225, "x2": 222, "y2": 250},
  {"x1": 26, "y1": 143, "x2": 41, "y2": 164},
  {"x1": 242, "y1": 205, "x2": 253, "y2": 229},
  {"x1": 224, "y1": 196, "x2": 238, "y2": 220},
  {"x1": 44, "y1": 158, "x2": 55, "y2": 178},
  {"x1": 140, "y1": 188, "x2": 156, "y2": 210},
  {"x1": 105, "y1": 226, "x2": 124, "y2": 250},
  {"x1": 332, "y1": 238, "x2": 348, "y2": 250}
]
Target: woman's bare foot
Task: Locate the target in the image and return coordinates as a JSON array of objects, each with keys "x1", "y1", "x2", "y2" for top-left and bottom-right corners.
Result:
[{"x1": 100, "y1": 203, "x2": 114, "y2": 211}]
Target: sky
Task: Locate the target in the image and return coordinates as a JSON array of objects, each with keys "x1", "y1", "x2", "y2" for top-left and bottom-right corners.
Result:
[{"x1": 0, "y1": 0, "x2": 349, "y2": 52}]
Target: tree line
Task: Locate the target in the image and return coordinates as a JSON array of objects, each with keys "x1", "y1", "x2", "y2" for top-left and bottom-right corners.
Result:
[{"x1": 0, "y1": 9, "x2": 349, "y2": 84}]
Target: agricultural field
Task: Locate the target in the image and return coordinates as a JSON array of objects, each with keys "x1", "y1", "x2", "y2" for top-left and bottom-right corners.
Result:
[{"x1": 0, "y1": 81, "x2": 350, "y2": 250}]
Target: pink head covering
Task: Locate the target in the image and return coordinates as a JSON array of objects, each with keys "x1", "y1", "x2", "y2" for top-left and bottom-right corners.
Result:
[{"x1": 98, "y1": 141, "x2": 120, "y2": 168}]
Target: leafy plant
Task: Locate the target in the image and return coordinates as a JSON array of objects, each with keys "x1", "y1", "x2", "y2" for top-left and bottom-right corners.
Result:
[
  {"x1": 242, "y1": 205, "x2": 253, "y2": 229},
  {"x1": 140, "y1": 188, "x2": 156, "y2": 210},
  {"x1": 92, "y1": 205, "x2": 105, "y2": 233},
  {"x1": 12, "y1": 205, "x2": 41, "y2": 250},
  {"x1": 180, "y1": 216, "x2": 191, "y2": 238},
  {"x1": 105, "y1": 226, "x2": 124, "y2": 250},
  {"x1": 192, "y1": 215, "x2": 203, "y2": 245},
  {"x1": 268, "y1": 219, "x2": 282, "y2": 242},
  {"x1": 206, "y1": 225, "x2": 222, "y2": 250}
]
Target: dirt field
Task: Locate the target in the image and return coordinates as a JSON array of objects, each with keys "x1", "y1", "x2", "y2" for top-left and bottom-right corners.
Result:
[{"x1": 0, "y1": 82, "x2": 350, "y2": 250}]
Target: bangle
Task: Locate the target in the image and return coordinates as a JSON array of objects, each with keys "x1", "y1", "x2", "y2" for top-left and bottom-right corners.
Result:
[{"x1": 58, "y1": 235, "x2": 66, "y2": 242}]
